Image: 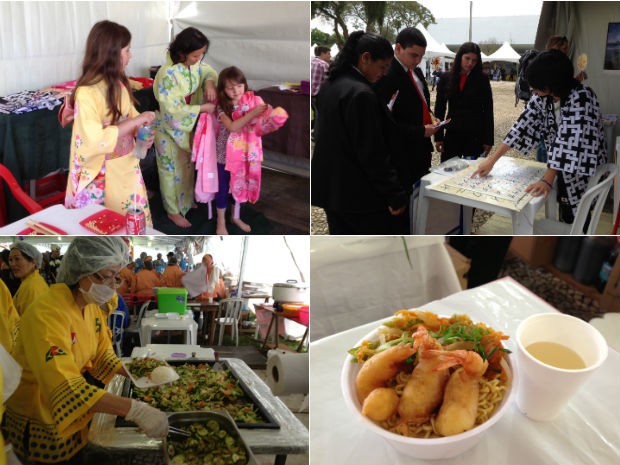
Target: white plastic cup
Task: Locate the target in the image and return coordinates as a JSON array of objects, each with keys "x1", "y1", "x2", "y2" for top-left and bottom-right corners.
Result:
[
  {"x1": 515, "y1": 313, "x2": 608, "y2": 421},
  {"x1": 208, "y1": 297, "x2": 214, "y2": 304}
]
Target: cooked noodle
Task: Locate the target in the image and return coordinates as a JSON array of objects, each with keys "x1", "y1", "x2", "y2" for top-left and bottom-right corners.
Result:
[{"x1": 380, "y1": 372, "x2": 507, "y2": 439}]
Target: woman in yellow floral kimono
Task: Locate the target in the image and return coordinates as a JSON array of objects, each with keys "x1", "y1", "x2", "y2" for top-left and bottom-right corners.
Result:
[
  {"x1": 154, "y1": 27, "x2": 217, "y2": 228},
  {"x1": 4, "y1": 238, "x2": 168, "y2": 465},
  {"x1": 9, "y1": 242, "x2": 48, "y2": 316},
  {"x1": 64, "y1": 21, "x2": 156, "y2": 225}
]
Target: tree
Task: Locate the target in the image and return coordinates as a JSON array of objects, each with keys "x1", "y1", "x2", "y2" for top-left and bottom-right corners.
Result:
[
  {"x1": 312, "y1": 1, "x2": 435, "y2": 48},
  {"x1": 311, "y1": 29, "x2": 336, "y2": 49}
]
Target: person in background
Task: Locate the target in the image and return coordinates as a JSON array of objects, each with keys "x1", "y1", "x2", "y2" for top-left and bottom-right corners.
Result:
[
  {"x1": 0, "y1": 280, "x2": 19, "y2": 354},
  {"x1": 153, "y1": 27, "x2": 217, "y2": 228},
  {"x1": 134, "y1": 251, "x2": 147, "y2": 273},
  {"x1": 196, "y1": 254, "x2": 226, "y2": 302},
  {"x1": 47, "y1": 245, "x2": 63, "y2": 282},
  {"x1": 9, "y1": 242, "x2": 49, "y2": 316},
  {"x1": 374, "y1": 27, "x2": 439, "y2": 233},
  {"x1": 64, "y1": 21, "x2": 155, "y2": 224},
  {"x1": 153, "y1": 253, "x2": 165, "y2": 269},
  {"x1": 312, "y1": 31, "x2": 409, "y2": 234},
  {"x1": 434, "y1": 42, "x2": 494, "y2": 161},
  {"x1": 160, "y1": 256, "x2": 186, "y2": 288},
  {"x1": 311, "y1": 45, "x2": 331, "y2": 137},
  {"x1": 473, "y1": 50, "x2": 607, "y2": 226},
  {"x1": 0, "y1": 250, "x2": 20, "y2": 296},
  {"x1": 117, "y1": 261, "x2": 136, "y2": 295},
  {"x1": 4, "y1": 237, "x2": 168, "y2": 465},
  {"x1": 132, "y1": 260, "x2": 160, "y2": 297}
]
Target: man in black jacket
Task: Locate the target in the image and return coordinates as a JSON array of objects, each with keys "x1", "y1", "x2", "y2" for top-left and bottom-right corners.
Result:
[
  {"x1": 374, "y1": 27, "x2": 439, "y2": 233},
  {"x1": 311, "y1": 31, "x2": 410, "y2": 234}
]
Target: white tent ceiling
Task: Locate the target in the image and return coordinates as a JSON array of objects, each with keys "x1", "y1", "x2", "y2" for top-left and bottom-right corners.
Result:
[
  {"x1": 0, "y1": 1, "x2": 309, "y2": 96},
  {"x1": 483, "y1": 41, "x2": 521, "y2": 63}
]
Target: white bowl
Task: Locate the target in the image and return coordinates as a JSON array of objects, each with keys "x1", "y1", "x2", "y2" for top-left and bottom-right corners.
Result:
[{"x1": 341, "y1": 327, "x2": 516, "y2": 460}]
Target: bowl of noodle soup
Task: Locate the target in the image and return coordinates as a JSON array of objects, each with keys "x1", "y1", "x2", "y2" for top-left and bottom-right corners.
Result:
[{"x1": 341, "y1": 311, "x2": 515, "y2": 460}]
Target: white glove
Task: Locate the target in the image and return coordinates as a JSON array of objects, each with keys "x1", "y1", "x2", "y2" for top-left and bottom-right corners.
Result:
[
  {"x1": 125, "y1": 399, "x2": 168, "y2": 439},
  {"x1": 5, "y1": 444, "x2": 23, "y2": 465}
]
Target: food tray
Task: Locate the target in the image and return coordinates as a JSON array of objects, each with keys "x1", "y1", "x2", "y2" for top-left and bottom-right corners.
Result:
[
  {"x1": 115, "y1": 360, "x2": 280, "y2": 429},
  {"x1": 164, "y1": 411, "x2": 259, "y2": 465},
  {"x1": 122, "y1": 358, "x2": 179, "y2": 389}
]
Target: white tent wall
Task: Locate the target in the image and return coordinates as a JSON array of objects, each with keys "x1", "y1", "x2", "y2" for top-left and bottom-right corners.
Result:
[
  {"x1": 0, "y1": 1, "x2": 170, "y2": 96},
  {"x1": 171, "y1": 1, "x2": 310, "y2": 91}
]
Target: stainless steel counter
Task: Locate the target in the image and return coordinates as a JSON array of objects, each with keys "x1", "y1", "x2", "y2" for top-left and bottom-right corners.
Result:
[{"x1": 89, "y1": 358, "x2": 308, "y2": 463}]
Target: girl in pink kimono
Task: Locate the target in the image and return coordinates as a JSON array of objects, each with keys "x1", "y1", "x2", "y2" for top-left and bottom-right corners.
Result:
[
  {"x1": 214, "y1": 66, "x2": 288, "y2": 234},
  {"x1": 64, "y1": 21, "x2": 155, "y2": 224}
]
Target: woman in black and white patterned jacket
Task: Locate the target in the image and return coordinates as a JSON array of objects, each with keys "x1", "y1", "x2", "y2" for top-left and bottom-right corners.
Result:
[{"x1": 473, "y1": 50, "x2": 607, "y2": 224}]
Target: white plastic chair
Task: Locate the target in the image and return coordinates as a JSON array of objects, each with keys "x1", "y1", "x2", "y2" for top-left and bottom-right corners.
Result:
[
  {"x1": 107, "y1": 311, "x2": 126, "y2": 356},
  {"x1": 124, "y1": 301, "x2": 150, "y2": 347},
  {"x1": 215, "y1": 298, "x2": 244, "y2": 346},
  {"x1": 534, "y1": 163, "x2": 616, "y2": 235}
]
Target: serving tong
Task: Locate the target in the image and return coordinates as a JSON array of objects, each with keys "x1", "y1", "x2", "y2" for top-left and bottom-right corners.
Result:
[{"x1": 168, "y1": 426, "x2": 191, "y2": 438}]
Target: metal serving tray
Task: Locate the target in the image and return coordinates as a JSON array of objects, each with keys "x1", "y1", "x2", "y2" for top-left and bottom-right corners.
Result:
[
  {"x1": 164, "y1": 411, "x2": 260, "y2": 465},
  {"x1": 115, "y1": 359, "x2": 280, "y2": 429}
]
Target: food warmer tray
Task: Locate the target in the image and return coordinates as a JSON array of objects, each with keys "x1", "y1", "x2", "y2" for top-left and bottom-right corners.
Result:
[{"x1": 115, "y1": 359, "x2": 280, "y2": 429}]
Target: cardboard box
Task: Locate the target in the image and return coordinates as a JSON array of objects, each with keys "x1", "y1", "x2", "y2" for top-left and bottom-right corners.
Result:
[
  {"x1": 601, "y1": 257, "x2": 620, "y2": 312},
  {"x1": 509, "y1": 236, "x2": 558, "y2": 268}
]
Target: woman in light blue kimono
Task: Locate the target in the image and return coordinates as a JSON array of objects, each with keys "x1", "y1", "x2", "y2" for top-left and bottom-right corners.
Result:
[{"x1": 154, "y1": 27, "x2": 217, "y2": 228}]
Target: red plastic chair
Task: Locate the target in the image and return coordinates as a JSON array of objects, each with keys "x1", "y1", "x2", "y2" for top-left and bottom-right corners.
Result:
[
  {"x1": 23, "y1": 168, "x2": 68, "y2": 209},
  {"x1": 0, "y1": 163, "x2": 43, "y2": 226}
]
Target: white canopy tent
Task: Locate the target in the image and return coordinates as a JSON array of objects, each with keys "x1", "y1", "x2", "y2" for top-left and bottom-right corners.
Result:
[
  {"x1": 0, "y1": 1, "x2": 309, "y2": 96},
  {"x1": 483, "y1": 41, "x2": 521, "y2": 63},
  {"x1": 416, "y1": 23, "x2": 456, "y2": 58}
]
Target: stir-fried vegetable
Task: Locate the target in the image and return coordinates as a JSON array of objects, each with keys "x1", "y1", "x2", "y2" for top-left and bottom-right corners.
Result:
[
  {"x1": 168, "y1": 421, "x2": 247, "y2": 465},
  {"x1": 126, "y1": 357, "x2": 167, "y2": 379},
  {"x1": 133, "y1": 363, "x2": 265, "y2": 424}
]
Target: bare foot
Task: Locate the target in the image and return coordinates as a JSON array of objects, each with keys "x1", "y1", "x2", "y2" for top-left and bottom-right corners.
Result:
[
  {"x1": 168, "y1": 213, "x2": 192, "y2": 228},
  {"x1": 216, "y1": 222, "x2": 229, "y2": 235},
  {"x1": 232, "y1": 217, "x2": 251, "y2": 233}
]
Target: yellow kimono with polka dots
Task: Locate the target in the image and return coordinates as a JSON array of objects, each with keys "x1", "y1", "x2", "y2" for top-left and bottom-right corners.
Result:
[
  {"x1": 65, "y1": 79, "x2": 152, "y2": 225},
  {"x1": 0, "y1": 279, "x2": 20, "y2": 354},
  {"x1": 12, "y1": 269, "x2": 49, "y2": 316},
  {"x1": 4, "y1": 284, "x2": 122, "y2": 463}
]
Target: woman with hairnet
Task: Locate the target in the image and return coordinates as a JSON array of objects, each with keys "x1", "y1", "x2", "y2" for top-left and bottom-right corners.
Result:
[
  {"x1": 4, "y1": 237, "x2": 168, "y2": 465},
  {"x1": 9, "y1": 242, "x2": 49, "y2": 316}
]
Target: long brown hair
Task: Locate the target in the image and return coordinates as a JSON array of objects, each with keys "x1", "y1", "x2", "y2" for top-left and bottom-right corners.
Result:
[
  {"x1": 70, "y1": 20, "x2": 136, "y2": 123},
  {"x1": 216, "y1": 66, "x2": 248, "y2": 118}
]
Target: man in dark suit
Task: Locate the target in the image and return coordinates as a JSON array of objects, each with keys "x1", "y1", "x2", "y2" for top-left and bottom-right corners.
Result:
[{"x1": 374, "y1": 27, "x2": 439, "y2": 233}]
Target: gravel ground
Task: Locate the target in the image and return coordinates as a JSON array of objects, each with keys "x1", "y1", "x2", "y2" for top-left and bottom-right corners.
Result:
[{"x1": 311, "y1": 80, "x2": 535, "y2": 235}]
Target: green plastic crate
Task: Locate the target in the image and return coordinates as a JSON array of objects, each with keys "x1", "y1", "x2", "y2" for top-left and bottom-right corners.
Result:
[{"x1": 156, "y1": 287, "x2": 188, "y2": 314}]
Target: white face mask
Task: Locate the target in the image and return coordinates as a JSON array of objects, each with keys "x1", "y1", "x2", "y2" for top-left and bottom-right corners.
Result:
[{"x1": 80, "y1": 276, "x2": 116, "y2": 306}]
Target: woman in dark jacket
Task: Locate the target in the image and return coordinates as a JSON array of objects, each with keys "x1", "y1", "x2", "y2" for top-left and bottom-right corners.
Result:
[
  {"x1": 311, "y1": 31, "x2": 409, "y2": 234},
  {"x1": 434, "y1": 42, "x2": 494, "y2": 161}
]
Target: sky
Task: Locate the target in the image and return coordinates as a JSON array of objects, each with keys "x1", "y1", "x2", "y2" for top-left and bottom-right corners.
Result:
[
  {"x1": 418, "y1": 0, "x2": 543, "y2": 19},
  {"x1": 311, "y1": 0, "x2": 544, "y2": 33}
]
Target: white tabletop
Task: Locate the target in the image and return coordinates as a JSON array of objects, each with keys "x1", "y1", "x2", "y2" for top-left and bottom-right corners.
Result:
[
  {"x1": 130, "y1": 344, "x2": 215, "y2": 360},
  {"x1": 415, "y1": 158, "x2": 548, "y2": 235},
  {"x1": 310, "y1": 277, "x2": 620, "y2": 465},
  {"x1": 0, "y1": 204, "x2": 162, "y2": 235}
]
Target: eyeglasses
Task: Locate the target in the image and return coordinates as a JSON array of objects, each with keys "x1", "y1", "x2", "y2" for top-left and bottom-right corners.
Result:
[{"x1": 93, "y1": 272, "x2": 122, "y2": 288}]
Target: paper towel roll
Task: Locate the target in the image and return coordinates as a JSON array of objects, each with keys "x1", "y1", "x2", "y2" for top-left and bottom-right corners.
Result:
[{"x1": 266, "y1": 351, "x2": 309, "y2": 395}]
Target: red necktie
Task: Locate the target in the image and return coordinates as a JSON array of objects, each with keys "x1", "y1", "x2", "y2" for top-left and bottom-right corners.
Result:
[{"x1": 408, "y1": 68, "x2": 432, "y2": 125}]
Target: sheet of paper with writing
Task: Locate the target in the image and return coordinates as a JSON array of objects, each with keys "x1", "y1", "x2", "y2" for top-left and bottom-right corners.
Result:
[{"x1": 428, "y1": 157, "x2": 547, "y2": 212}]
